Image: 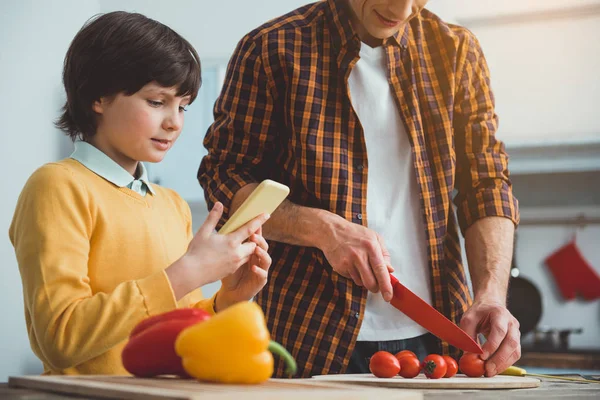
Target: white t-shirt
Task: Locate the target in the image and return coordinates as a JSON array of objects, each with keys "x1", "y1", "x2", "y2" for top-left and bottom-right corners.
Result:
[{"x1": 348, "y1": 43, "x2": 432, "y2": 341}]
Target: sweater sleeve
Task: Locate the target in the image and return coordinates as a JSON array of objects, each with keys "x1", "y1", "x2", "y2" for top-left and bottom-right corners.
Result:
[
  {"x1": 192, "y1": 293, "x2": 217, "y2": 315},
  {"x1": 9, "y1": 164, "x2": 178, "y2": 371}
]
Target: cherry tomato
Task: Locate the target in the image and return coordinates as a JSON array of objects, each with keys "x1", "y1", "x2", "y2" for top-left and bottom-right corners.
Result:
[
  {"x1": 459, "y1": 353, "x2": 485, "y2": 377},
  {"x1": 398, "y1": 355, "x2": 421, "y2": 378},
  {"x1": 442, "y1": 356, "x2": 458, "y2": 378},
  {"x1": 369, "y1": 351, "x2": 401, "y2": 378},
  {"x1": 422, "y1": 354, "x2": 447, "y2": 379},
  {"x1": 395, "y1": 350, "x2": 417, "y2": 362}
]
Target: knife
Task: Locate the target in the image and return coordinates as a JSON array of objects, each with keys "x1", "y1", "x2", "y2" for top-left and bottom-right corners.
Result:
[{"x1": 388, "y1": 274, "x2": 483, "y2": 354}]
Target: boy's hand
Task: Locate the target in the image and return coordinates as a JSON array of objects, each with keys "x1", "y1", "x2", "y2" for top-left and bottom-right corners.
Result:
[
  {"x1": 166, "y1": 202, "x2": 270, "y2": 300},
  {"x1": 216, "y1": 227, "x2": 271, "y2": 311}
]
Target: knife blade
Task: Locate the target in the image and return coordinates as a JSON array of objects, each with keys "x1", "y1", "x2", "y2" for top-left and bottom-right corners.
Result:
[{"x1": 388, "y1": 274, "x2": 483, "y2": 354}]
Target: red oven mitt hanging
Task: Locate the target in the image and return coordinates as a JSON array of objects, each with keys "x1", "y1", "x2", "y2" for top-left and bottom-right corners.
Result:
[{"x1": 545, "y1": 241, "x2": 600, "y2": 301}]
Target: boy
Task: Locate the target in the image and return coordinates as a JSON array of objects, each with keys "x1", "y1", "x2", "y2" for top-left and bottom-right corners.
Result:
[{"x1": 9, "y1": 11, "x2": 270, "y2": 375}]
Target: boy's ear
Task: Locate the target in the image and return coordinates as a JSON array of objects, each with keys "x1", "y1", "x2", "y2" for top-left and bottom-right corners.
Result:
[{"x1": 92, "y1": 98, "x2": 106, "y2": 114}]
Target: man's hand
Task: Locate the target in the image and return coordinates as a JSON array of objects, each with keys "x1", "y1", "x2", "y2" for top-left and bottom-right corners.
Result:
[
  {"x1": 321, "y1": 215, "x2": 394, "y2": 301},
  {"x1": 462, "y1": 216, "x2": 518, "y2": 377},
  {"x1": 229, "y1": 185, "x2": 393, "y2": 301},
  {"x1": 460, "y1": 299, "x2": 521, "y2": 377}
]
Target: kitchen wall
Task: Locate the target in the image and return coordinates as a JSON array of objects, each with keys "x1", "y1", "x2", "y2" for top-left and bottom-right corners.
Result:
[
  {"x1": 513, "y1": 206, "x2": 600, "y2": 349},
  {"x1": 0, "y1": 0, "x2": 102, "y2": 381},
  {"x1": 428, "y1": 0, "x2": 600, "y2": 146},
  {"x1": 98, "y1": 0, "x2": 312, "y2": 60},
  {"x1": 1, "y1": 0, "x2": 598, "y2": 382}
]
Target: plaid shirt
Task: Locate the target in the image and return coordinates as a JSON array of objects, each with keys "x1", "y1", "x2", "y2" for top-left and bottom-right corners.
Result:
[{"x1": 198, "y1": 0, "x2": 519, "y2": 378}]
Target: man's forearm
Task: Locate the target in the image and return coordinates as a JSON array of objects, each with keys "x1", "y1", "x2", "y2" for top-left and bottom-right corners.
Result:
[
  {"x1": 230, "y1": 183, "x2": 343, "y2": 249},
  {"x1": 464, "y1": 216, "x2": 515, "y2": 304}
]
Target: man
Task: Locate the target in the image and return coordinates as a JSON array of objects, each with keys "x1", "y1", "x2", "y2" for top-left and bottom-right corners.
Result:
[{"x1": 199, "y1": 0, "x2": 521, "y2": 378}]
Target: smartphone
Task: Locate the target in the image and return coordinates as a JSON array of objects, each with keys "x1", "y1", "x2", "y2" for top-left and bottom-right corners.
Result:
[{"x1": 218, "y1": 180, "x2": 290, "y2": 235}]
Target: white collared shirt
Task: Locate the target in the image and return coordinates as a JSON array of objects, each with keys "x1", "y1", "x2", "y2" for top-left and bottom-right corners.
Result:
[{"x1": 70, "y1": 141, "x2": 155, "y2": 197}]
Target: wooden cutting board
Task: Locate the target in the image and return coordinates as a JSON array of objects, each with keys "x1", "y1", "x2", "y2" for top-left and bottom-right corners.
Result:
[
  {"x1": 8, "y1": 375, "x2": 422, "y2": 400},
  {"x1": 312, "y1": 373, "x2": 541, "y2": 389}
]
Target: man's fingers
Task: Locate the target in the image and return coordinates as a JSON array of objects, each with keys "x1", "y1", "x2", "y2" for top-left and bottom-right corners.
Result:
[
  {"x1": 481, "y1": 313, "x2": 510, "y2": 361},
  {"x1": 371, "y1": 262, "x2": 393, "y2": 302},
  {"x1": 376, "y1": 233, "x2": 392, "y2": 266},
  {"x1": 198, "y1": 202, "x2": 223, "y2": 236},
  {"x1": 356, "y1": 260, "x2": 378, "y2": 293},
  {"x1": 348, "y1": 266, "x2": 364, "y2": 287},
  {"x1": 230, "y1": 213, "x2": 270, "y2": 243},
  {"x1": 459, "y1": 311, "x2": 480, "y2": 341},
  {"x1": 366, "y1": 236, "x2": 392, "y2": 299},
  {"x1": 485, "y1": 321, "x2": 521, "y2": 376}
]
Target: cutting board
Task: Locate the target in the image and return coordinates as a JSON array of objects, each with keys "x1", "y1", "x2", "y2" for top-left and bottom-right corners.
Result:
[
  {"x1": 312, "y1": 373, "x2": 541, "y2": 389},
  {"x1": 8, "y1": 375, "x2": 422, "y2": 400}
]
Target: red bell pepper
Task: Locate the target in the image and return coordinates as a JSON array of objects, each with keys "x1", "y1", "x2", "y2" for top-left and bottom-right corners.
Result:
[{"x1": 122, "y1": 308, "x2": 210, "y2": 377}]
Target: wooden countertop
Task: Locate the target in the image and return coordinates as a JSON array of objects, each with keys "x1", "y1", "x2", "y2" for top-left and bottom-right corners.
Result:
[{"x1": 2, "y1": 378, "x2": 599, "y2": 399}]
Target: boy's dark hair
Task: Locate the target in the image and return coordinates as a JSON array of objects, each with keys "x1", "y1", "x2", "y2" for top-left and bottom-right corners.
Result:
[{"x1": 56, "y1": 11, "x2": 201, "y2": 141}]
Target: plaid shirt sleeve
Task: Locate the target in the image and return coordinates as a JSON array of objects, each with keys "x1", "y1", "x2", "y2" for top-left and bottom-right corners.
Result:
[
  {"x1": 198, "y1": 35, "x2": 277, "y2": 225},
  {"x1": 452, "y1": 30, "x2": 520, "y2": 234}
]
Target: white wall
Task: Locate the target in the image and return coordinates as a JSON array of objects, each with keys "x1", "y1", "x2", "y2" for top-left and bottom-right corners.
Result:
[
  {"x1": 0, "y1": 0, "x2": 101, "y2": 381},
  {"x1": 98, "y1": 0, "x2": 313, "y2": 60},
  {"x1": 427, "y1": 0, "x2": 600, "y2": 146}
]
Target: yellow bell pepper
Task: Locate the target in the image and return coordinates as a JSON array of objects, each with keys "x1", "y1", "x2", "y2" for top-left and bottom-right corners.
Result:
[{"x1": 175, "y1": 301, "x2": 297, "y2": 384}]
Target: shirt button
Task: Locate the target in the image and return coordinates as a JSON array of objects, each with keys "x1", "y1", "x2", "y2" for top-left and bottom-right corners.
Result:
[
  {"x1": 356, "y1": 214, "x2": 362, "y2": 220},
  {"x1": 354, "y1": 312, "x2": 360, "y2": 319},
  {"x1": 356, "y1": 164, "x2": 364, "y2": 171}
]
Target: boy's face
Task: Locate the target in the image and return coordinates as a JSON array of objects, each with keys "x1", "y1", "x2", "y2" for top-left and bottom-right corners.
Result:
[
  {"x1": 92, "y1": 83, "x2": 190, "y2": 175},
  {"x1": 347, "y1": 0, "x2": 429, "y2": 46}
]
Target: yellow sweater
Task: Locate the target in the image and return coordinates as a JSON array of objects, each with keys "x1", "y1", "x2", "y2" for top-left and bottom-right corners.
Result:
[{"x1": 9, "y1": 158, "x2": 213, "y2": 375}]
